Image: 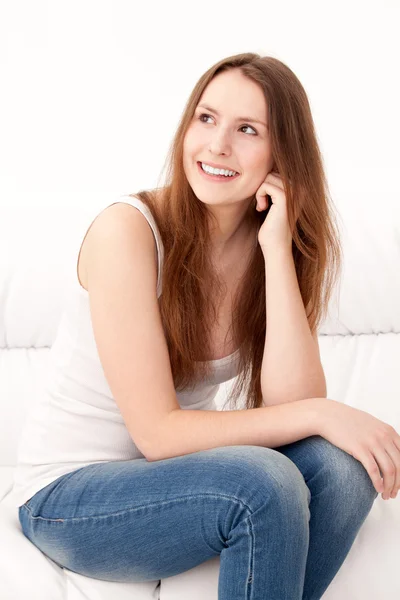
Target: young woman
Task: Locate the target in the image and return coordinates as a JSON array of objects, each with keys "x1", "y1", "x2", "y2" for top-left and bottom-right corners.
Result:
[{"x1": 16, "y1": 52, "x2": 398, "y2": 599}]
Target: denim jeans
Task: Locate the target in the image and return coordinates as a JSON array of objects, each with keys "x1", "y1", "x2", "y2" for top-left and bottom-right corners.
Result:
[{"x1": 18, "y1": 435, "x2": 378, "y2": 599}]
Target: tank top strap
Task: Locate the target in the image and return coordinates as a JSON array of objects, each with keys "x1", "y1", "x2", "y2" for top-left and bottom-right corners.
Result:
[
  {"x1": 115, "y1": 194, "x2": 164, "y2": 298},
  {"x1": 74, "y1": 194, "x2": 164, "y2": 299}
]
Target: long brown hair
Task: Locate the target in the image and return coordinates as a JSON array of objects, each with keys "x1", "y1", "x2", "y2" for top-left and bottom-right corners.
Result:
[{"x1": 131, "y1": 52, "x2": 343, "y2": 410}]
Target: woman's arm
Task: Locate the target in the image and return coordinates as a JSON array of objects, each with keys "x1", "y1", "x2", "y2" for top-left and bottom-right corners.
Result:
[{"x1": 260, "y1": 244, "x2": 327, "y2": 407}]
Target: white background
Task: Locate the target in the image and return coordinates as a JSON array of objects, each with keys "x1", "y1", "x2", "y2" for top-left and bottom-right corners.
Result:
[{"x1": 0, "y1": 0, "x2": 399, "y2": 227}]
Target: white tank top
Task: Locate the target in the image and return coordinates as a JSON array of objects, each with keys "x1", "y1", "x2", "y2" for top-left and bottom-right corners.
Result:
[{"x1": 11, "y1": 195, "x2": 242, "y2": 508}]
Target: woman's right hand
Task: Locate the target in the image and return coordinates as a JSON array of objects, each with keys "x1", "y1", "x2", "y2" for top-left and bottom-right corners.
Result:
[{"x1": 317, "y1": 398, "x2": 400, "y2": 500}]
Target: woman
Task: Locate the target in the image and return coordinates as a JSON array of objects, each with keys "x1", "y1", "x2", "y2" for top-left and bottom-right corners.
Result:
[{"x1": 18, "y1": 52, "x2": 398, "y2": 599}]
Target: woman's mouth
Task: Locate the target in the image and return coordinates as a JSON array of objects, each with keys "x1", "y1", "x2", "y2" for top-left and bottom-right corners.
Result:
[{"x1": 197, "y1": 161, "x2": 240, "y2": 183}]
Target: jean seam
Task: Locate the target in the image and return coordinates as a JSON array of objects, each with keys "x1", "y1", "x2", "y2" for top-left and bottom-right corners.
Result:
[
  {"x1": 20, "y1": 491, "x2": 255, "y2": 523},
  {"x1": 245, "y1": 513, "x2": 255, "y2": 598}
]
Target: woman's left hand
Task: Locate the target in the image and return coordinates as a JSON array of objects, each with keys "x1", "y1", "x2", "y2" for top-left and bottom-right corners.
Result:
[{"x1": 255, "y1": 171, "x2": 293, "y2": 252}]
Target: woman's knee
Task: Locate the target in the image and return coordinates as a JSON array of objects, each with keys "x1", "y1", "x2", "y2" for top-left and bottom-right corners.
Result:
[
  {"x1": 203, "y1": 445, "x2": 311, "y2": 510},
  {"x1": 305, "y1": 436, "x2": 378, "y2": 503}
]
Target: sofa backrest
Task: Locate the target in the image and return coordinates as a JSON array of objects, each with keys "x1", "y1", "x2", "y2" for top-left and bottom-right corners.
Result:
[{"x1": 0, "y1": 206, "x2": 93, "y2": 466}]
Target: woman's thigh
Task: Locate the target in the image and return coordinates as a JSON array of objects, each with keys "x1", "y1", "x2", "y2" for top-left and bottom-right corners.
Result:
[{"x1": 18, "y1": 444, "x2": 309, "y2": 583}]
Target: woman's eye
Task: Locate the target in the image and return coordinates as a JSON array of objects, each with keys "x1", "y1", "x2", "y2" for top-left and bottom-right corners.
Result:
[
  {"x1": 240, "y1": 124, "x2": 257, "y2": 135},
  {"x1": 199, "y1": 113, "x2": 213, "y2": 124},
  {"x1": 198, "y1": 113, "x2": 257, "y2": 135}
]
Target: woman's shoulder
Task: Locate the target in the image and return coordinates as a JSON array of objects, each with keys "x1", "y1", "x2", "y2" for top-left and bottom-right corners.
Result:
[{"x1": 77, "y1": 190, "x2": 164, "y2": 292}]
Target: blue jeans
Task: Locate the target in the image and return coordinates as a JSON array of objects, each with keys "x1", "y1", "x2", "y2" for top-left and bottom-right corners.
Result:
[{"x1": 18, "y1": 435, "x2": 377, "y2": 599}]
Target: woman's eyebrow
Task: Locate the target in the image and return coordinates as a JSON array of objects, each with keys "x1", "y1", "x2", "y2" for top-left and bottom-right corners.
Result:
[{"x1": 197, "y1": 104, "x2": 267, "y2": 128}]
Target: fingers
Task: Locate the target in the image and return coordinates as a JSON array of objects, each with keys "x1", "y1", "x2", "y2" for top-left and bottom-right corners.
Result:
[
  {"x1": 353, "y1": 424, "x2": 400, "y2": 501},
  {"x1": 391, "y1": 436, "x2": 400, "y2": 497},
  {"x1": 383, "y1": 440, "x2": 400, "y2": 498},
  {"x1": 373, "y1": 444, "x2": 398, "y2": 499},
  {"x1": 361, "y1": 449, "x2": 385, "y2": 495}
]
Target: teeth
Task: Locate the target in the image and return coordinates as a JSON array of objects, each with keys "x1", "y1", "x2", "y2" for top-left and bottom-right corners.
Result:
[{"x1": 201, "y1": 162, "x2": 237, "y2": 177}]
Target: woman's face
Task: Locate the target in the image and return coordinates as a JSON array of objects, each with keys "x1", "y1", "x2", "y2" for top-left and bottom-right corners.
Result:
[{"x1": 183, "y1": 69, "x2": 274, "y2": 209}]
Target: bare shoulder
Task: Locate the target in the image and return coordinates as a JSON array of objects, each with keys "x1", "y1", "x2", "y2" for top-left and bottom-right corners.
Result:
[{"x1": 77, "y1": 200, "x2": 158, "y2": 292}]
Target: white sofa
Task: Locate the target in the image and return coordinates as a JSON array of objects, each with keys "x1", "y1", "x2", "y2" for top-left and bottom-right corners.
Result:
[{"x1": 1, "y1": 197, "x2": 399, "y2": 599}]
